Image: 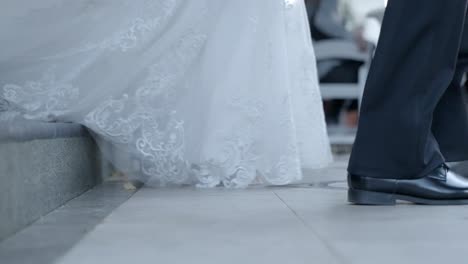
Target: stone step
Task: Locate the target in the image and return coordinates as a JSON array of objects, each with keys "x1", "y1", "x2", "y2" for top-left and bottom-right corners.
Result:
[{"x1": 0, "y1": 119, "x2": 111, "y2": 241}]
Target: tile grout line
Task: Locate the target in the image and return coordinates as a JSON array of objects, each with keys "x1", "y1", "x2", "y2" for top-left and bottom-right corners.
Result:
[
  {"x1": 273, "y1": 191, "x2": 348, "y2": 264},
  {"x1": 53, "y1": 186, "x2": 142, "y2": 264}
]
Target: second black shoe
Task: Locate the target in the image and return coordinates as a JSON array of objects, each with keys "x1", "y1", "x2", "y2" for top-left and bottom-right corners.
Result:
[{"x1": 348, "y1": 164, "x2": 468, "y2": 205}]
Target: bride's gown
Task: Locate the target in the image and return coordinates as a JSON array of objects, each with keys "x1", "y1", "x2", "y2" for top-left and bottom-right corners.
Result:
[{"x1": 0, "y1": 0, "x2": 332, "y2": 187}]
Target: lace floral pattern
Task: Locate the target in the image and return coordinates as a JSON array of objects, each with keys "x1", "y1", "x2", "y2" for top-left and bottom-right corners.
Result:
[
  {"x1": 97, "y1": 0, "x2": 178, "y2": 52},
  {"x1": 0, "y1": 98, "x2": 9, "y2": 112},
  {"x1": 0, "y1": 98, "x2": 21, "y2": 121},
  {"x1": 3, "y1": 67, "x2": 79, "y2": 121},
  {"x1": 85, "y1": 30, "x2": 208, "y2": 185},
  {"x1": 46, "y1": 0, "x2": 179, "y2": 60}
]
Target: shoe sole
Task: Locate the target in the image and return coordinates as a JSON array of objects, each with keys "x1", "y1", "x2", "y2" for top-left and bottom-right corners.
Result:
[{"x1": 348, "y1": 188, "x2": 468, "y2": 206}]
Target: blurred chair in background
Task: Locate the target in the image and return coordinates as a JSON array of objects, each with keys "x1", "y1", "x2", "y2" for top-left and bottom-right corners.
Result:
[
  {"x1": 305, "y1": 0, "x2": 385, "y2": 144},
  {"x1": 314, "y1": 40, "x2": 370, "y2": 144}
]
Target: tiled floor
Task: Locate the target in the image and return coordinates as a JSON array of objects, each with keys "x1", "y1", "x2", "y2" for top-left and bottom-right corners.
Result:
[
  {"x1": 0, "y1": 183, "x2": 138, "y2": 264},
  {"x1": 3, "y1": 156, "x2": 468, "y2": 264}
]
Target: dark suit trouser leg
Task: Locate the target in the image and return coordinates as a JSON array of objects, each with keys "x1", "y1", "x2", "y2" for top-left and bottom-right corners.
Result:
[
  {"x1": 348, "y1": 0, "x2": 468, "y2": 179},
  {"x1": 433, "y1": 18, "x2": 468, "y2": 162}
]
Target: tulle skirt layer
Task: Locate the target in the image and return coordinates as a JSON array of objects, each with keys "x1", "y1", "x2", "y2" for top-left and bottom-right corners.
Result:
[{"x1": 0, "y1": 0, "x2": 331, "y2": 187}]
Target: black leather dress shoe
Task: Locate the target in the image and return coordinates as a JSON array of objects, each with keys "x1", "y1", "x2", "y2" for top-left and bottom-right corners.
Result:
[{"x1": 348, "y1": 165, "x2": 468, "y2": 205}]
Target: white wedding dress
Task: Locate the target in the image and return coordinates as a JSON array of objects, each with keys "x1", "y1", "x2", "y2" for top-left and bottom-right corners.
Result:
[{"x1": 0, "y1": 0, "x2": 332, "y2": 187}]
